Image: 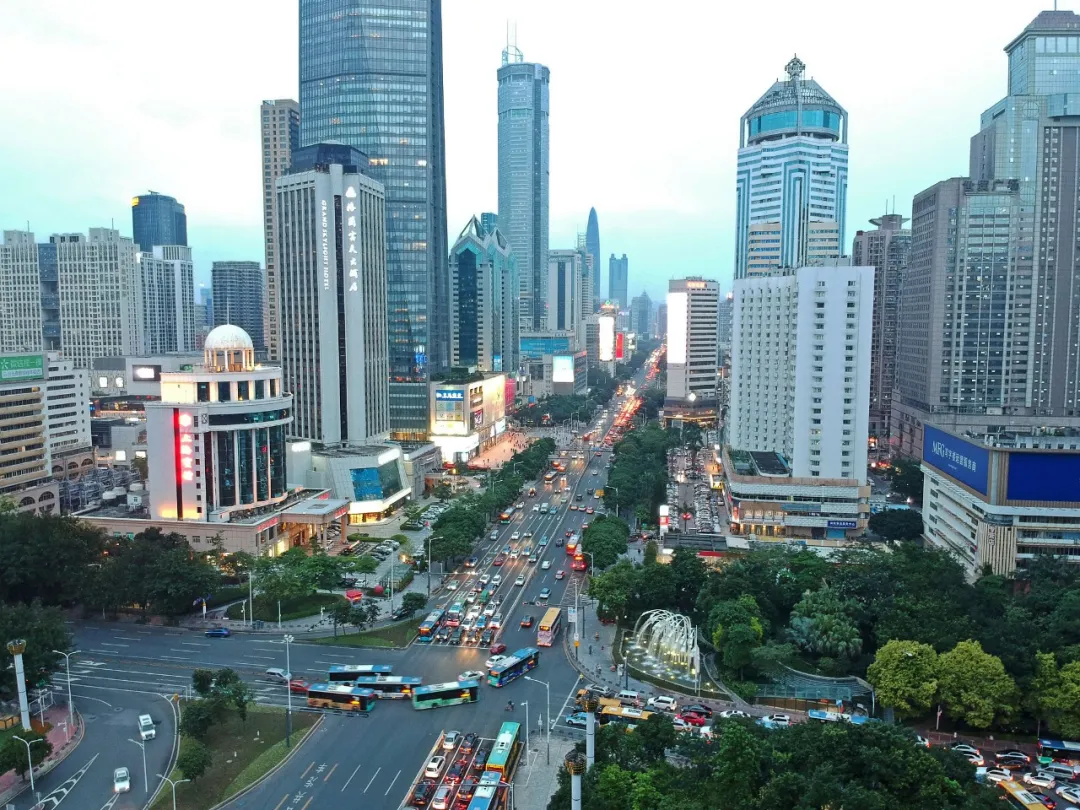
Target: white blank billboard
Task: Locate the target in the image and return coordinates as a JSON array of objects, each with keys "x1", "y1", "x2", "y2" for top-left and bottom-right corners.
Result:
[
  {"x1": 667, "y1": 291, "x2": 688, "y2": 364},
  {"x1": 552, "y1": 355, "x2": 575, "y2": 383},
  {"x1": 599, "y1": 316, "x2": 615, "y2": 361}
]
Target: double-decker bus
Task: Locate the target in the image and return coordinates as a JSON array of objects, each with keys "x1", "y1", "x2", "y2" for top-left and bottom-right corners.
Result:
[
  {"x1": 351, "y1": 674, "x2": 422, "y2": 698},
  {"x1": 306, "y1": 683, "x2": 376, "y2": 713},
  {"x1": 326, "y1": 664, "x2": 393, "y2": 683},
  {"x1": 570, "y1": 553, "x2": 587, "y2": 572},
  {"x1": 537, "y1": 608, "x2": 562, "y2": 647},
  {"x1": 411, "y1": 680, "x2": 480, "y2": 710},
  {"x1": 499, "y1": 507, "x2": 515, "y2": 524},
  {"x1": 999, "y1": 780, "x2": 1048, "y2": 810},
  {"x1": 599, "y1": 706, "x2": 654, "y2": 727},
  {"x1": 487, "y1": 647, "x2": 540, "y2": 687},
  {"x1": 445, "y1": 602, "x2": 464, "y2": 627},
  {"x1": 1038, "y1": 738, "x2": 1080, "y2": 766},
  {"x1": 417, "y1": 609, "x2": 444, "y2": 643},
  {"x1": 466, "y1": 770, "x2": 503, "y2": 810},
  {"x1": 485, "y1": 722, "x2": 520, "y2": 773}
]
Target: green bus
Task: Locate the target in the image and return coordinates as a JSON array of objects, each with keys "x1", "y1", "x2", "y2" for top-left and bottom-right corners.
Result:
[{"x1": 412, "y1": 680, "x2": 480, "y2": 710}]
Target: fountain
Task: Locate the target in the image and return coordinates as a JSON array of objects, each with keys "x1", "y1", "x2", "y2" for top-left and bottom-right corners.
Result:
[{"x1": 627, "y1": 609, "x2": 700, "y2": 691}]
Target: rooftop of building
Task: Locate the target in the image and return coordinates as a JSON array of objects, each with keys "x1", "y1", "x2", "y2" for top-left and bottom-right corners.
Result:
[
  {"x1": 743, "y1": 55, "x2": 845, "y2": 119},
  {"x1": 1008, "y1": 9, "x2": 1080, "y2": 51},
  {"x1": 309, "y1": 444, "x2": 398, "y2": 459},
  {"x1": 75, "y1": 486, "x2": 333, "y2": 525}
]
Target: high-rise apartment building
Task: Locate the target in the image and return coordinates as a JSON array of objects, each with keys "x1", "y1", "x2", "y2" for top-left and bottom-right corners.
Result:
[
  {"x1": 717, "y1": 292, "x2": 733, "y2": 353},
  {"x1": 448, "y1": 217, "x2": 519, "y2": 373},
  {"x1": 666, "y1": 278, "x2": 720, "y2": 412},
  {"x1": 630, "y1": 292, "x2": 652, "y2": 336},
  {"x1": 656, "y1": 304, "x2": 667, "y2": 341},
  {"x1": 43, "y1": 353, "x2": 92, "y2": 469},
  {"x1": 608, "y1": 253, "x2": 628, "y2": 308},
  {"x1": 852, "y1": 213, "x2": 910, "y2": 440},
  {"x1": 0, "y1": 231, "x2": 43, "y2": 353},
  {"x1": 131, "y1": 192, "x2": 187, "y2": 253},
  {"x1": 578, "y1": 244, "x2": 595, "y2": 322},
  {"x1": 276, "y1": 143, "x2": 390, "y2": 445},
  {"x1": 586, "y1": 208, "x2": 600, "y2": 303},
  {"x1": 0, "y1": 353, "x2": 57, "y2": 514},
  {"x1": 547, "y1": 250, "x2": 585, "y2": 334},
  {"x1": 730, "y1": 265, "x2": 873, "y2": 481},
  {"x1": 299, "y1": 0, "x2": 449, "y2": 439},
  {"x1": 261, "y1": 99, "x2": 301, "y2": 361},
  {"x1": 139, "y1": 246, "x2": 196, "y2": 355},
  {"x1": 212, "y1": 261, "x2": 266, "y2": 355},
  {"x1": 497, "y1": 45, "x2": 550, "y2": 333},
  {"x1": 734, "y1": 57, "x2": 848, "y2": 279}
]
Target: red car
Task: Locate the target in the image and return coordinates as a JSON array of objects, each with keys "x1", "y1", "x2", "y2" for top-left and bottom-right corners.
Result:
[
  {"x1": 565, "y1": 530, "x2": 573, "y2": 538},
  {"x1": 288, "y1": 679, "x2": 310, "y2": 694},
  {"x1": 595, "y1": 452, "x2": 602, "y2": 457},
  {"x1": 489, "y1": 643, "x2": 507, "y2": 654},
  {"x1": 582, "y1": 522, "x2": 590, "y2": 530},
  {"x1": 677, "y1": 712, "x2": 707, "y2": 727},
  {"x1": 585, "y1": 507, "x2": 594, "y2": 515},
  {"x1": 554, "y1": 570, "x2": 565, "y2": 580},
  {"x1": 493, "y1": 554, "x2": 506, "y2": 566}
]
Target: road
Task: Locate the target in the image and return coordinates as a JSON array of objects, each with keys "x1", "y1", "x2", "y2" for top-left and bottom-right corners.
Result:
[{"x1": 55, "y1": 374, "x2": 650, "y2": 810}]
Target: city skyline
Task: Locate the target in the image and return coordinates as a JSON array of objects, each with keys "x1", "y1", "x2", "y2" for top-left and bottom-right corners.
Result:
[{"x1": 0, "y1": 1, "x2": 1054, "y2": 304}]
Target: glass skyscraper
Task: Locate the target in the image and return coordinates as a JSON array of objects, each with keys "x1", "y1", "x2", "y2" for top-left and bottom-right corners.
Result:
[
  {"x1": 131, "y1": 192, "x2": 187, "y2": 253},
  {"x1": 299, "y1": 0, "x2": 448, "y2": 439}
]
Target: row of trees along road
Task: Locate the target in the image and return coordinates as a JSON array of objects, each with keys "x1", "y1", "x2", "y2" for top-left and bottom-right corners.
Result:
[{"x1": 603, "y1": 422, "x2": 669, "y2": 524}]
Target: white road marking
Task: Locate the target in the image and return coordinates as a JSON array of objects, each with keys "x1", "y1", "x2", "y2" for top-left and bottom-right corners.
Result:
[
  {"x1": 384, "y1": 769, "x2": 401, "y2": 796},
  {"x1": 99, "y1": 642, "x2": 128, "y2": 647},
  {"x1": 112, "y1": 636, "x2": 140, "y2": 641},
  {"x1": 342, "y1": 762, "x2": 363, "y2": 792},
  {"x1": 180, "y1": 641, "x2": 210, "y2": 647},
  {"x1": 72, "y1": 693, "x2": 113, "y2": 707},
  {"x1": 363, "y1": 767, "x2": 381, "y2": 793}
]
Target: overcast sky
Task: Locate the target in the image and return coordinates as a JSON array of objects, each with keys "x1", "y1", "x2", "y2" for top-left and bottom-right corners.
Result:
[{"x1": 0, "y1": 0, "x2": 1055, "y2": 302}]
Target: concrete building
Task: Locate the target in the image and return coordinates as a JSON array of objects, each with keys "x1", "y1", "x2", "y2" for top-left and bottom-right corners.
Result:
[
  {"x1": 730, "y1": 264, "x2": 873, "y2": 481},
  {"x1": 131, "y1": 192, "x2": 187, "y2": 253},
  {"x1": 717, "y1": 291, "x2": 733, "y2": 354},
  {"x1": 0, "y1": 353, "x2": 59, "y2": 514},
  {"x1": 448, "y1": 217, "x2": 519, "y2": 373},
  {"x1": 428, "y1": 373, "x2": 509, "y2": 465},
  {"x1": 578, "y1": 246, "x2": 595, "y2": 323},
  {"x1": 0, "y1": 231, "x2": 43, "y2": 353},
  {"x1": 851, "y1": 213, "x2": 909, "y2": 442},
  {"x1": 608, "y1": 254, "x2": 628, "y2": 309},
  {"x1": 276, "y1": 143, "x2": 390, "y2": 445},
  {"x1": 666, "y1": 278, "x2": 720, "y2": 420},
  {"x1": 735, "y1": 56, "x2": 848, "y2": 279},
  {"x1": 656, "y1": 303, "x2": 667, "y2": 341},
  {"x1": 212, "y1": 261, "x2": 266, "y2": 355},
  {"x1": 547, "y1": 250, "x2": 585, "y2": 334},
  {"x1": 300, "y1": 1, "x2": 449, "y2": 439},
  {"x1": 288, "y1": 444, "x2": 411, "y2": 525},
  {"x1": 261, "y1": 99, "x2": 301, "y2": 361},
  {"x1": 43, "y1": 353, "x2": 92, "y2": 477},
  {"x1": 586, "y1": 208, "x2": 600, "y2": 303},
  {"x1": 630, "y1": 292, "x2": 652, "y2": 337},
  {"x1": 91, "y1": 352, "x2": 205, "y2": 413},
  {"x1": 497, "y1": 45, "x2": 550, "y2": 333},
  {"x1": 194, "y1": 284, "x2": 213, "y2": 348},
  {"x1": 920, "y1": 425, "x2": 1080, "y2": 578},
  {"x1": 139, "y1": 246, "x2": 196, "y2": 355}
]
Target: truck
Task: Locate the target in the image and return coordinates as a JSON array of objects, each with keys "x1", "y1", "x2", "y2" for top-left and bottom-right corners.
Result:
[{"x1": 560, "y1": 476, "x2": 569, "y2": 491}]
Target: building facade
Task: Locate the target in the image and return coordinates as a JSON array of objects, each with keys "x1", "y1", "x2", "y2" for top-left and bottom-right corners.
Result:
[
  {"x1": 299, "y1": 0, "x2": 449, "y2": 439},
  {"x1": 852, "y1": 213, "x2": 910, "y2": 441},
  {"x1": 428, "y1": 373, "x2": 508, "y2": 464},
  {"x1": 630, "y1": 292, "x2": 652, "y2": 337},
  {"x1": 131, "y1": 192, "x2": 187, "y2": 253},
  {"x1": 586, "y1": 208, "x2": 600, "y2": 303},
  {"x1": 0, "y1": 353, "x2": 59, "y2": 514},
  {"x1": 497, "y1": 47, "x2": 550, "y2": 333},
  {"x1": 0, "y1": 231, "x2": 43, "y2": 353},
  {"x1": 261, "y1": 99, "x2": 301, "y2": 361},
  {"x1": 44, "y1": 353, "x2": 92, "y2": 473},
  {"x1": 276, "y1": 143, "x2": 390, "y2": 445},
  {"x1": 139, "y1": 246, "x2": 196, "y2": 355},
  {"x1": 666, "y1": 278, "x2": 720, "y2": 412},
  {"x1": 547, "y1": 250, "x2": 585, "y2": 334},
  {"x1": 717, "y1": 291, "x2": 733, "y2": 353},
  {"x1": 212, "y1": 261, "x2": 266, "y2": 355},
  {"x1": 730, "y1": 264, "x2": 873, "y2": 482},
  {"x1": 655, "y1": 304, "x2": 667, "y2": 341},
  {"x1": 734, "y1": 57, "x2": 848, "y2": 279},
  {"x1": 608, "y1": 253, "x2": 628, "y2": 309}
]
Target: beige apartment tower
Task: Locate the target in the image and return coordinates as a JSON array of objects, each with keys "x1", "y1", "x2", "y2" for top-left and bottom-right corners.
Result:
[{"x1": 261, "y1": 99, "x2": 301, "y2": 361}]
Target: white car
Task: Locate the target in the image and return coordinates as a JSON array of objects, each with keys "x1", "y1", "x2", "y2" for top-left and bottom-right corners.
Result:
[
  {"x1": 490, "y1": 613, "x2": 503, "y2": 628},
  {"x1": 432, "y1": 786, "x2": 453, "y2": 810},
  {"x1": 951, "y1": 744, "x2": 982, "y2": 758},
  {"x1": 532, "y1": 505, "x2": 540, "y2": 512},
  {"x1": 541, "y1": 560, "x2": 551, "y2": 570},
  {"x1": 510, "y1": 532, "x2": 520, "y2": 541},
  {"x1": 113, "y1": 767, "x2": 131, "y2": 794},
  {"x1": 672, "y1": 717, "x2": 693, "y2": 731},
  {"x1": 1023, "y1": 771, "x2": 1057, "y2": 790},
  {"x1": 485, "y1": 654, "x2": 508, "y2": 669},
  {"x1": 483, "y1": 603, "x2": 497, "y2": 617},
  {"x1": 647, "y1": 695, "x2": 678, "y2": 712},
  {"x1": 425, "y1": 755, "x2": 446, "y2": 777},
  {"x1": 515, "y1": 575, "x2": 525, "y2": 586},
  {"x1": 719, "y1": 709, "x2": 749, "y2": 720},
  {"x1": 982, "y1": 769, "x2": 1012, "y2": 785},
  {"x1": 758, "y1": 713, "x2": 790, "y2": 728},
  {"x1": 458, "y1": 671, "x2": 484, "y2": 682},
  {"x1": 510, "y1": 549, "x2": 520, "y2": 559},
  {"x1": 479, "y1": 574, "x2": 491, "y2": 586},
  {"x1": 1057, "y1": 786, "x2": 1080, "y2": 804},
  {"x1": 491, "y1": 574, "x2": 502, "y2": 586}
]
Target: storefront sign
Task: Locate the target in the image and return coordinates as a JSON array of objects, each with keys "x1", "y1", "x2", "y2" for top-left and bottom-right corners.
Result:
[{"x1": 827, "y1": 520, "x2": 857, "y2": 530}]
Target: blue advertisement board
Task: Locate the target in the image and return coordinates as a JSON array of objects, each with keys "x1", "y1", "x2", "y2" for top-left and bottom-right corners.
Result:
[
  {"x1": 922, "y1": 425, "x2": 990, "y2": 495},
  {"x1": 1007, "y1": 452, "x2": 1080, "y2": 503},
  {"x1": 827, "y1": 519, "x2": 858, "y2": 530}
]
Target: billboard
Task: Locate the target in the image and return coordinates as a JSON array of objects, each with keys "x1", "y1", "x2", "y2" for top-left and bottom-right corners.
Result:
[
  {"x1": 1007, "y1": 452, "x2": 1080, "y2": 503},
  {"x1": 599, "y1": 315, "x2": 615, "y2": 362},
  {"x1": 615, "y1": 332, "x2": 625, "y2": 361},
  {"x1": 827, "y1": 519, "x2": 858, "y2": 530},
  {"x1": 0, "y1": 354, "x2": 44, "y2": 382},
  {"x1": 131, "y1": 364, "x2": 162, "y2": 382},
  {"x1": 430, "y1": 375, "x2": 506, "y2": 438},
  {"x1": 552, "y1": 354, "x2": 575, "y2": 383},
  {"x1": 667, "y1": 291, "x2": 688, "y2": 364},
  {"x1": 922, "y1": 425, "x2": 989, "y2": 495},
  {"x1": 472, "y1": 408, "x2": 485, "y2": 430}
]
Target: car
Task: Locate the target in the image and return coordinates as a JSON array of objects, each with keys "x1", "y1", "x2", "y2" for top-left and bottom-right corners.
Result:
[
  {"x1": 997, "y1": 753, "x2": 1032, "y2": 769},
  {"x1": 1057, "y1": 786, "x2": 1080, "y2": 804},
  {"x1": 493, "y1": 554, "x2": 506, "y2": 566},
  {"x1": 576, "y1": 494, "x2": 584, "y2": 501},
  {"x1": 672, "y1": 717, "x2": 694, "y2": 732},
  {"x1": 592, "y1": 470, "x2": 599, "y2": 475},
  {"x1": 426, "y1": 755, "x2": 447, "y2": 777},
  {"x1": 516, "y1": 502, "x2": 525, "y2": 510},
  {"x1": 446, "y1": 762, "x2": 466, "y2": 784},
  {"x1": 137, "y1": 713, "x2": 156, "y2": 740},
  {"x1": 523, "y1": 531, "x2": 533, "y2": 539},
  {"x1": 983, "y1": 769, "x2": 1013, "y2": 785},
  {"x1": 1024, "y1": 771, "x2": 1058, "y2": 790},
  {"x1": 489, "y1": 642, "x2": 507, "y2": 655},
  {"x1": 565, "y1": 530, "x2": 573, "y2": 537},
  {"x1": 1040, "y1": 796, "x2": 1058, "y2": 809},
  {"x1": 520, "y1": 615, "x2": 535, "y2": 628},
  {"x1": 479, "y1": 574, "x2": 491, "y2": 586},
  {"x1": 569, "y1": 505, "x2": 578, "y2": 511},
  {"x1": 595, "y1": 451, "x2": 602, "y2": 457},
  {"x1": 510, "y1": 549, "x2": 520, "y2": 559},
  {"x1": 466, "y1": 556, "x2": 479, "y2": 568},
  {"x1": 951, "y1": 743, "x2": 982, "y2": 758},
  {"x1": 436, "y1": 625, "x2": 452, "y2": 642},
  {"x1": 648, "y1": 695, "x2": 678, "y2": 712},
  {"x1": 489, "y1": 573, "x2": 502, "y2": 586},
  {"x1": 677, "y1": 711, "x2": 708, "y2": 726},
  {"x1": 411, "y1": 780, "x2": 437, "y2": 806},
  {"x1": 485, "y1": 654, "x2": 508, "y2": 669},
  {"x1": 996, "y1": 750, "x2": 1032, "y2": 765},
  {"x1": 289, "y1": 678, "x2": 311, "y2": 694},
  {"x1": 490, "y1": 613, "x2": 503, "y2": 628},
  {"x1": 758, "y1": 713, "x2": 791, "y2": 728},
  {"x1": 555, "y1": 569, "x2": 566, "y2": 580},
  {"x1": 582, "y1": 522, "x2": 590, "y2": 530},
  {"x1": 511, "y1": 532, "x2": 520, "y2": 541},
  {"x1": 458, "y1": 775, "x2": 478, "y2": 799},
  {"x1": 538, "y1": 587, "x2": 551, "y2": 600},
  {"x1": 541, "y1": 560, "x2": 552, "y2": 570},
  {"x1": 471, "y1": 747, "x2": 490, "y2": 771},
  {"x1": 914, "y1": 735, "x2": 930, "y2": 748},
  {"x1": 565, "y1": 712, "x2": 589, "y2": 727},
  {"x1": 556, "y1": 537, "x2": 564, "y2": 547},
  {"x1": 515, "y1": 575, "x2": 526, "y2": 586},
  {"x1": 458, "y1": 670, "x2": 484, "y2": 682},
  {"x1": 719, "y1": 709, "x2": 749, "y2": 719},
  {"x1": 442, "y1": 730, "x2": 461, "y2": 750},
  {"x1": 205, "y1": 626, "x2": 231, "y2": 638},
  {"x1": 532, "y1": 505, "x2": 540, "y2": 512},
  {"x1": 113, "y1": 767, "x2": 131, "y2": 794},
  {"x1": 432, "y1": 785, "x2": 453, "y2": 810},
  {"x1": 449, "y1": 627, "x2": 464, "y2": 645},
  {"x1": 503, "y1": 544, "x2": 512, "y2": 554},
  {"x1": 464, "y1": 592, "x2": 478, "y2": 604}
]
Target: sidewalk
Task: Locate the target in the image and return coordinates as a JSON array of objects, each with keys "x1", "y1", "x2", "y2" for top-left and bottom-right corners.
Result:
[
  {"x1": 512, "y1": 742, "x2": 572, "y2": 810},
  {"x1": 0, "y1": 707, "x2": 84, "y2": 805}
]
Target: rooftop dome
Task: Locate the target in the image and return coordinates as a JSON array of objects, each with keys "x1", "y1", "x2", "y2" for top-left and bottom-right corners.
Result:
[
  {"x1": 741, "y1": 56, "x2": 847, "y2": 147},
  {"x1": 204, "y1": 324, "x2": 254, "y2": 352}
]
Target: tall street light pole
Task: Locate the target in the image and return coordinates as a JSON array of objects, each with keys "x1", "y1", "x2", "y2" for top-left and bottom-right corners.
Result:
[
  {"x1": 157, "y1": 773, "x2": 190, "y2": 810},
  {"x1": 52, "y1": 649, "x2": 77, "y2": 733},
  {"x1": 524, "y1": 676, "x2": 551, "y2": 765},
  {"x1": 282, "y1": 634, "x2": 295, "y2": 746},
  {"x1": 128, "y1": 738, "x2": 148, "y2": 794},
  {"x1": 12, "y1": 736, "x2": 41, "y2": 794}
]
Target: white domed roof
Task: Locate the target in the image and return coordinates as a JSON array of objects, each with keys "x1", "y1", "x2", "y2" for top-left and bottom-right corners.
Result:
[{"x1": 204, "y1": 324, "x2": 253, "y2": 352}]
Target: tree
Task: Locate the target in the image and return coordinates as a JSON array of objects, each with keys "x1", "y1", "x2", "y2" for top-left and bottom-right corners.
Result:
[
  {"x1": 593, "y1": 764, "x2": 635, "y2": 810},
  {"x1": 709, "y1": 596, "x2": 765, "y2": 678},
  {"x1": 0, "y1": 511, "x2": 106, "y2": 606},
  {"x1": 868, "y1": 509, "x2": 924, "y2": 542},
  {"x1": 0, "y1": 601, "x2": 72, "y2": 699},
  {"x1": 936, "y1": 640, "x2": 1017, "y2": 728},
  {"x1": 349, "y1": 603, "x2": 377, "y2": 633},
  {"x1": 582, "y1": 516, "x2": 630, "y2": 569},
  {"x1": 633, "y1": 715, "x2": 676, "y2": 761},
  {"x1": 227, "y1": 680, "x2": 255, "y2": 724},
  {"x1": 749, "y1": 642, "x2": 797, "y2": 677},
  {"x1": 329, "y1": 601, "x2": 353, "y2": 636},
  {"x1": 353, "y1": 555, "x2": 379, "y2": 575},
  {"x1": 1032, "y1": 652, "x2": 1080, "y2": 738},
  {"x1": 866, "y1": 639, "x2": 939, "y2": 718},
  {"x1": 643, "y1": 541, "x2": 658, "y2": 567},
  {"x1": 788, "y1": 585, "x2": 861, "y2": 660},
  {"x1": 180, "y1": 701, "x2": 216, "y2": 741},
  {"x1": 300, "y1": 551, "x2": 345, "y2": 591},
  {"x1": 400, "y1": 592, "x2": 428, "y2": 617},
  {"x1": 0, "y1": 729, "x2": 51, "y2": 779},
  {"x1": 712, "y1": 722, "x2": 762, "y2": 810},
  {"x1": 192, "y1": 668, "x2": 215, "y2": 697},
  {"x1": 177, "y1": 739, "x2": 213, "y2": 782},
  {"x1": 889, "y1": 459, "x2": 924, "y2": 503},
  {"x1": 433, "y1": 482, "x2": 454, "y2": 501}
]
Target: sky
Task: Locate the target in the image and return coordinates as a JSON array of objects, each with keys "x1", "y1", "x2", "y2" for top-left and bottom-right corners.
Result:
[{"x1": 0, "y1": 0, "x2": 1058, "y2": 303}]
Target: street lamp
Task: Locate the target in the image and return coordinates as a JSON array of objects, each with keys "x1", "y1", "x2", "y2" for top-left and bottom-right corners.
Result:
[
  {"x1": 281, "y1": 634, "x2": 295, "y2": 747},
  {"x1": 583, "y1": 551, "x2": 595, "y2": 578},
  {"x1": 12, "y1": 735, "x2": 41, "y2": 793},
  {"x1": 524, "y1": 676, "x2": 551, "y2": 765},
  {"x1": 128, "y1": 738, "x2": 149, "y2": 794},
  {"x1": 609, "y1": 486, "x2": 619, "y2": 519},
  {"x1": 520, "y1": 700, "x2": 530, "y2": 757},
  {"x1": 157, "y1": 773, "x2": 190, "y2": 810},
  {"x1": 53, "y1": 649, "x2": 78, "y2": 734}
]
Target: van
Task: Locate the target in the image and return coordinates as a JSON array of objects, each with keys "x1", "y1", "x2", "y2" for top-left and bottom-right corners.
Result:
[
  {"x1": 616, "y1": 690, "x2": 643, "y2": 707},
  {"x1": 1041, "y1": 763, "x2": 1079, "y2": 782},
  {"x1": 265, "y1": 668, "x2": 291, "y2": 684},
  {"x1": 490, "y1": 531, "x2": 499, "y2": 541},
  {"x1": 137, "y1": 714, "x2": 156, "y2": 740}
]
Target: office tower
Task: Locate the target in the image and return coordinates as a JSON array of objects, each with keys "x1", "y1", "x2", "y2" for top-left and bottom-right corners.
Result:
[
  {"x1": 666, "y1": 278, "x2": 720, "y2": 409},
  {"x1": 734, "y1": 56, "x2": 848, "y2": 279},
  {"x1": 717, "y1": 292, "x2": 733, "y2": 353},
  {"x1": 194, "y1": 285, "x2": 213, "y2": 348},
  {"x1": 586, "y1": 208, "x2": 600, "y2": 301},
  {"x1": 630, "y1": 292, "x2": 652, "y2": 336},
  {"x1": 479, "y1": 212, "x2": 499, "y2": 236},
  {"x1": 261, "y1": 99, "x2": 301, "y2": 361},
  {"x1": 212, "y1": 261, "x2": 266, "y2": 354},
  {"x1": 656, "y1": 304, "x2": 667, "y2": 340},
  {"x1": 276, "y1": 143, "x2": 390, "y2": 445},
  {"x1": 448, "y1": 217, "x2": 519, "y2": 373},
  {"x1": 299, "y1": 0, "x2": 449, "y2": 440},
  {"x1": 131, "y1": 192, "x2": 187, "y2": 253},
  {"x1": 138, "y1": 246, "x2": 196, "y2": 354},
  {"x1": 0, "y1": 231, "x2": 43, "y2": 353},
  {"x1": 43, "y1": 353, "x2": 91, "y2": 467},
  {"x1": 852, "y1": 213, "x2": 910, "y2": 440},
  {"x1": 578, "y1": 245, "x2": 595, "y2": 322},
  {"x1": 547, "y1": 250, "x2": 585, "y2": 333},
  {"x1": 497, "y1": 44, "x2": 550, "y2": 333},
  {"x1": 730, "y1": 265, "x2": 872, "y2": 481},
  {"x1": 608, "y1": 253, "x2": 628, "y2": 308}
]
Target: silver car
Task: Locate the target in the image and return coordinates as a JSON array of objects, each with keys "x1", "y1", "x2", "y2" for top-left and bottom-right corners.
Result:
[{"x1": 1022, "y1": 770, "x2": 1057, "y2": 790}]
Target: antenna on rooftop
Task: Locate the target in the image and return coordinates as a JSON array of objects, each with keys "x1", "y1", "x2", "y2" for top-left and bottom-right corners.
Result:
[{"x1": 502, "y1": 20, "x2": 523, "y2": 65}]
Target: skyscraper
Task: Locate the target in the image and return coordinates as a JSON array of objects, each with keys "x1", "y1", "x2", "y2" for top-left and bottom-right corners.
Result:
[
  {"x1": 139, "y1": 246, "x2": 196, "y2": 354},
  {"x1": 608, "y1": 253, "x2": 628, "y2": 308},
  {"x1": 666, "y1": 278, "x2": 720, "y2": 412},
  {"x1": 852, "y1": 213, "x2": 909, "y2": 441},
  {"x1": 717, "y1": 292, "x2": 733, "y2": 353},
  {"x1": 276, "y1": 143, "x2": 390, "y2": 445},
  {"x1": 261, "y1": 99, "x2": 300, "y2": 361},
  {"x1": 655, "y1": 304, "x2": 667, "y2": 341},
  {"x1": 0, "y1": 231, "x2": 43, "y2": 353},
  {"x1": 497, "y1": 44, "x2": 550, "y2": 333},
  {"x1": 630, "y1": 292, "x2": 652, "y2": 336},
  {"x1": 212, "y1": 261, "x2": 266, "y2": 354},
  {"x1": 299, "y1": 0, "x2": 449, "y2": 440},
  {"x1": 547, "y1": 250, "x2": 585, "y2": 334},
  {"x1": 586, "y1": 208, "x2": 600, "y2": 303},
  {"x1": 734, "y1": 56, "x2": 848, "y2": 279},
  {"x1": 131, "y1": 192, "x2": 187, "y2": 253}
]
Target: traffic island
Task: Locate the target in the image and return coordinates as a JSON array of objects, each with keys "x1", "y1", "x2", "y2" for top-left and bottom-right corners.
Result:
[{"x1": 306, "y1": 618, "x2": 416, "y2": 648}]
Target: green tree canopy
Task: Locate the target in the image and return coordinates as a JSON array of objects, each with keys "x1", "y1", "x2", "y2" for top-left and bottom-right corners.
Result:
[
  {"x1": 936, "y1": 640, "x2": 1017, "y2": 728},
  {"x1": 866, "y1": 639, "x2": 939, "y2": 718},
  {"x1": 0, "y1": 600, "x2": 72, "y2": 699},
  {"x1": 868, "y1": 509, "x2": 925, "y2": 542}
]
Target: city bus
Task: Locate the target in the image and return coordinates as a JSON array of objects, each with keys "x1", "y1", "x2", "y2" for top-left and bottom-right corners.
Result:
[
  {"x1": 566, "y1": 538, "x2": 579, "y2": 556},
  {"x1": 570, "y1": 553, "x2": 587, "y2": 572},
  {"x1": 445, "y1": 603, "x2": 464, "y2": 627},
  {"x1": 1038, "y1": 738, "x2": 1080, "y2": 766},
  {"x1": 306, "y1": 683, "x2": 376, "y2": 713},
  {"x1": 466, "y1": 770, "x2": 503, "y2": 810},
  {"x1": 411, "y1": 680, "x2": 480, "y2": 710},
  {"x1": 536, "y1": 608, "x2": 562, "y2": 647},
  {"x1": 350, "y1": 675, "x2": 423, "y2": 698},
  {"x1": 999, "y1": 780, "x2": 1048, "y2": 810},
  {"x1": 485, "y1": 722, "x2": 520, "y2": 773},
  {"x1": 487, "y1": 647, "x2": 540, "y2": 687},
  {"x1": 499, "y1": 507, "x2": 515, "y2": 524},
  {"x1": 417, "y1": 609, "x2": 444, "y2": 643},
  {"x1": 599, "y1": 706, "x2": 654, "y2": 726},
  {"x1": 326, "y1": 664, "x2": 393, "y2": 683},
  {"x1": 543, "y1": 471, "x2": 556, "y2": 484}
]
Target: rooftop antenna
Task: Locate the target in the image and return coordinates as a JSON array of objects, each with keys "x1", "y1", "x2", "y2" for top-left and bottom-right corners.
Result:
[{"x1": 502, "y1": 20, "x2": 523, "y2": 65}]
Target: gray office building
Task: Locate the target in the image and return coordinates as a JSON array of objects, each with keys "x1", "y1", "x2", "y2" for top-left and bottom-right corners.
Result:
[
  {"x1": 586, "y1": 208, "x2": 600, "y2": 305},
  {"x1": 211, "y1": 261, "x2": 266, "y2": 354},
  {"x1": 497, "y1": 44, "x2": 550, "y2": 333},
  {"x1": 299, "y1": 0, "x2": 449, "y2": 440},
  {"x1": 131, "y1": 192, "x2": 187, "y2": 253},
  {"x1": 608, "y1": 253, "x2": 628, "y2": 308},
  {"x1": 630, "y1": 292, "x2": 652, "y2": 337}
]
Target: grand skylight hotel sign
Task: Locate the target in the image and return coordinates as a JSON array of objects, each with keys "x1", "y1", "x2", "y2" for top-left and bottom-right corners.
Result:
[
  {"x1": 345, "y1": 186, "x2": 358, "y2": 293},
  {"x1": 320, "y1": 199, "x2": 330, "y2": 291}
]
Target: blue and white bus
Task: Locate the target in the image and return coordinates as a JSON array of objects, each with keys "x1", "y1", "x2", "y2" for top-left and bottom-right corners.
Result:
[
  {"x1": 466, "y1": 771, "x2": 504, "y2": 810},
  {"x1": 417, "y1": 609, "x2": 444, "y2": 643},
  {"x1": 487, "y1": 647, "x2": 539, "y2": 687},
  {"x1": 351, "y1": 674, "x2": 422, "y2": 698},
  {"x1": 326, "y1": 664, "x2": 393, "y2": 683}
]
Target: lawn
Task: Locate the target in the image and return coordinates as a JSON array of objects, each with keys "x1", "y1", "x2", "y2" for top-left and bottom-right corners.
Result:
[
  {"x1": 151, "y1": 705, "x2": 317, "y2": 810},
  {"x1": 224, "y1": 592, "x2": 344, "y2": 622},
  {"x1": 308, "y1": 619, "x2": 416, "y2": 648}
]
